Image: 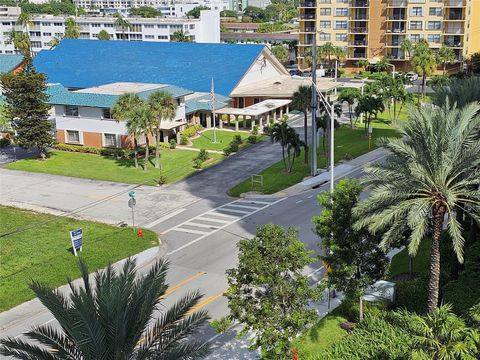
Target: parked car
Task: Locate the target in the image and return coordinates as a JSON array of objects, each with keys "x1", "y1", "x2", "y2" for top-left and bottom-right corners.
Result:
[{"x1": 406, "y1": 72, "x2": 419, "y2": 82}]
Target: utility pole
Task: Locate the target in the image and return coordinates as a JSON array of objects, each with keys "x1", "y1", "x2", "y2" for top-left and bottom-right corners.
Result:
[{"x1": 311, "y1": 31, "x2": 317, "y2": 177}]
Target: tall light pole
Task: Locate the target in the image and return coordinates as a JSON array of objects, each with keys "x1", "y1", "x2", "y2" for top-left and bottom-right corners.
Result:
[
  {"x1": 387, "y1": 63, "x2": 396, "y2": 78},
  {"x1": 311, "y1": 30, "x2": 318, "y2": 177}
]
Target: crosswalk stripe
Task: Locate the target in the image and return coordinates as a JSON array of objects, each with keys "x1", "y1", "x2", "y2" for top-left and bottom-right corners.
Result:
[
  {"x1": 185, "y1": 222, "x2": 220, "y2": 229},
  {"x1": 206, "y1": 212, "x2": 238, "y2": 219},
  {"x1": 172, "y1": 227, "x2": 211, "y2": 235},
  {"x1": 196, "y1": 217, "x2": 231, "y2": 224},
  {"x1": 227, "y1": 203, "x2": 263, "y2": 210},
  {"x1": 236, "y1": 200, "x2": 273, "y2": 205},
  {"x1": 217, "y1": 208, "x2": 251, "y2": 214}
]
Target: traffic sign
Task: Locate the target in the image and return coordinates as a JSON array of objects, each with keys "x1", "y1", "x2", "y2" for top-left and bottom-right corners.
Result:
[
  {"x1": 128, "y1": 191, "x2": 136, "y2": 198},
  {"x1": 128, "y1": 198, "x2": 136, "y2": 208},
  {"x1": 70, "y1": 228, "x2": 83, "y2": 256}
]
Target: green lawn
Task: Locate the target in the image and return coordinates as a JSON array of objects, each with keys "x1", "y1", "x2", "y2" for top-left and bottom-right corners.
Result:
[
  {"x1": 292, "y1": 313, "x2": 347, "y2": 357},
  {"x1": 191, "y1": 130, "x2": 256, "y2": 151},
  {"x1": 228, "y1": 124, "x2": 399, "y2": 197},
  {"x1": 5, "y1": 149, "x2": 223, "y2": 185},
  {"x1": 0, "y1": 206, "x2": 158, "y2": 311}
]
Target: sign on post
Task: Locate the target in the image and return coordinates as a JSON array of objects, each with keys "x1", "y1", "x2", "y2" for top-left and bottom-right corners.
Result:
[
  {"x1": 128, "y1": 191, "x2": 136, "y2": 198},
  {"x1": 70, "y1": 228, "x2": 83, "y2": 256},
  {"x1": 128, "y1": 194, "x2": 137, "y2": 231}
]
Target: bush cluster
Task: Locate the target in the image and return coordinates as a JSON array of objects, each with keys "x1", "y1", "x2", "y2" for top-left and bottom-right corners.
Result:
[
  {"x1": 169, "y1": 139, "x2": 177, "y2": 149},
  {"x1": 54, "y1": 143, "x2": 169, "y2": 160},
  {"x1": 223, "y1": 135, "x2": 243, "y2": 156},
  {"x1": 193, "y1": 149, "x2": 210, "y2": 169},
  {"x1": 180, "y1": 124, "x2": 203, "y2": 139},
  {"x1": 247, "y1": 135, "x2": 257, "y2": 144}
]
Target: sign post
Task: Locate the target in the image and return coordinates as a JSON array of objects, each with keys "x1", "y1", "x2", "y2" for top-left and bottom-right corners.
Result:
[
  {"x1": 70, "y1": 228, "x2": 83, "y2": 256},
  {"x1": 368, "y1": 124, "x2": 373, "y2": 150},
  {"x1": 128, "y1": 191, "x2": 136, "y2": 231}
]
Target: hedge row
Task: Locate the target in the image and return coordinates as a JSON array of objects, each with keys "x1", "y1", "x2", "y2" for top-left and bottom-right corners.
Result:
[{"x1": 54, "y1": 143, "x2": 169, "y2": 159}]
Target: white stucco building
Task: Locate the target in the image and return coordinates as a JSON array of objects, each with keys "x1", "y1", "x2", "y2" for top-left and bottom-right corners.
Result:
[{"x1": 0, "y1": 10, "x2": 220, "y2": 54}]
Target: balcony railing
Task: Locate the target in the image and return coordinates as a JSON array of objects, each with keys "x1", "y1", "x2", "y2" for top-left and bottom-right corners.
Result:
[
  {"x1": 350, "y1": 0, "x2": 369, "y2": 7},
  {"x1": 387, "y1": 0, "x2": 407, "y2": 7},
  {"x1": 350, "y1": 27, "x2": 367, "y2": 33},
  {"x1": 444, "y1": 0, "x2": 466, "y2": 7},
  {"x1": 300, "y1": 14, "x2": 316, "y2": 20},
  {"x1": 353, "y1": 40, "x2": 367, "y2": 45},
  {"x1": 387, "y1": 28, "x2": 406, "y2": 33},
  {"x1": 388, "y1": 15, "x2": 406, "y2": 20},
  {"x1": 303, "y1": 27, "x2": 315, "y2": 32},
  {"x1": 444, "y1": 42, "x2": 463, "y2": 47},
  {"x1": 447, "y1": 14, "x2": 464, "y2": 20},
  {"x1": 350, "y1": 15, "x2": 368, "y2": 20},
  {"x1": 299, "y1": 1, "x2": 316, "y2": 7}
]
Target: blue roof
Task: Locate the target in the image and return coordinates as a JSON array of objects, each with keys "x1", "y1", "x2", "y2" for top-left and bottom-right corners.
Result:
[
  {"x1": 46, "y1": 83, "x2": 193, "y2": 108},
  {"x1": 185, "y1": 93, "x2": 230, "y2": 114},
  {"x1": 33, "y1": 40, "x2": 266, "y2": 96},
  {"x1": 0, "y1": 54, "x2": 23, "y2": 73}
]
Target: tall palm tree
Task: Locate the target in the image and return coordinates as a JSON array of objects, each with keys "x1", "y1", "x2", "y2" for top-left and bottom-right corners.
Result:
[
  {"x1": 291, "y1": 85, "x2": 311, "y2": 164},
  {"x1": 338, "y1": 87, "x2": 360, "y2": 128},
  {"x1": 113, "y1": 93, "x2": 144, "y2": 169},
  {"x1": 408, "y1": 304, "x2": 480, "y2": 359},
  {"x1": 354, "y1": 103, "x2": 480, "y2": 313},
  {"x1": 64, "y1": 17, "x2": 80, "y2": 39},
  {"x1": 147, "y1": 91, "x2": 176, "y2": 169},
  {"x1": 412, "y1": 39, "x2": 437, "y2": 99},
  {"x1": 16, "y1": 11, "x2": 32, "y2": 31},
  {"x1": 437, "y1": 45, "x2": 456, "y2": 75},
  {"x1": 135, "y1": 104, "x2": 156, "y2": 172},
  {"x1": 114, "y1": 13, "x2": 132, "y2": 40},
  {"x1": 6, "y1": 29, "x2": 31, "y2": 57},
  {"x1": 434, "y1": 76, "x2": 480, "y2": 109},
  {"x1": 354, "y1": 95, "x2": 385, "y2": 136},
  {"x1": 401, "y1": 38, "x2": 414, "y2": 60},
  {"x1": 318, "y1": 42, "x2": 336, "y2": 67},
  {"x1": 375, "y1": 58, "x2": 391, "y2": 73},
  {"x1": 0, "y1": 258, "x2": 210, "y2": 359}
]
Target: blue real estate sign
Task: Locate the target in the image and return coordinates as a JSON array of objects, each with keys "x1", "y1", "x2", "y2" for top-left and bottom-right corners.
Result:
[{"x1": 70, "y1": 228, "x2": 83, "y2": 256}]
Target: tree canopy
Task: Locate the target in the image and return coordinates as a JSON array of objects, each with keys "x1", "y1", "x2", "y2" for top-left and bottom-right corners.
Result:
[
  {"x1": 186, "y1": 6, "x2": 210, "y2": 19},
  {"x1": 129, "y1": 6, "x2": 161, "y2": 18}
]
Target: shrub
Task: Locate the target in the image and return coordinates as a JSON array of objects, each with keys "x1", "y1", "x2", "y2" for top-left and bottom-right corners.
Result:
[
  {"x1": 157, "y1": 174, "x2": 167, "y2": 185},
  {"x1": 232, "y1": 134, "x2": 243, "y2": 145},
  {"x1": 394, "y1": 274, "x2": 428, "y2": 314},
  {"x1": 169, "y1": 139, "x2": 177, "y2": 149},
  {"x1": 251, "y1": 125, "x2": 259, "y2": 135},
  {"x1": 54, "y1": 143, "x2": 101, "y2": 155},
  {"x1": 344, "y1": 153, "x2": 353, "y2": 161},
  {"x1": 211, "y1": 317, "x2": 232, "y2": 334},
  {"x1": 180, "y1": 133, "x2": 189, "y2": 145},
  {"x1": 197, "y1": 149, "x2": 209, "y2": 162},
  {"x1": 247, "y1": 135, "x2": 257, "y2": 144},
  {"x1": 180, "y1": 124, "x2": 203, "y2": 138},
  {"x1": 223, "y1": 145, "x2": 233, "y2": 156},
  {"x1": 193, "y1": 158, "x2": 203, "y2": 169},
  {"x1": 0, "y1": 137, "x2": 11, "y2": 148},
  {"x1": 229, "y1": 141, "x2": 239, "y2": 153}
]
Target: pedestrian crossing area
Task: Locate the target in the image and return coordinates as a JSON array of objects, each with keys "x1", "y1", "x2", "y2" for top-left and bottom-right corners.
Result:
[{"x1": 164, "y1": 198, "x2": 285, "y2": 239}]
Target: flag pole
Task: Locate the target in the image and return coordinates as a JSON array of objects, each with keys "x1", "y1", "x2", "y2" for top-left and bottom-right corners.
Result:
[{"x1": 211, "y1": 77, "x2": 217, "y2": 144}]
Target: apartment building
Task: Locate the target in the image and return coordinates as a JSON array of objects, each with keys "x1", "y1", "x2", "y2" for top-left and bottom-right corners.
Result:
[
  {"x1": 298, "y1": 0, "x2": 480, "y2": 71},
  {"x1": 0, "y1": 10, "x2": 219, "y2": 54}
]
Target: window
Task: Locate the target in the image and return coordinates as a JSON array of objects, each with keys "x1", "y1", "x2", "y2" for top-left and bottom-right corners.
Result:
[
  {"x1": 43, "y1": 32, "x2": 51, "y2": 36},
  {"x1": 2, "y1": 22, "x2": 11, "y2": 26},
  {"x1": 409, "y1": 21, "x2": 422, "y2": 30},
  {"x1": 336, "y1": 33, "x2": 347, "y2": 41},
  {"x1": 319, "y1": 20, "x2": 331, "y2": 28},
  {"x1": 427, "y1": 34, "x2": 440, "y2": 43},
  {"x1": 158, "y1": 35, "x2": 168, "y2": 39},
  {"x1": 411, "y1": 7, "x2": 423, "y2": 16},
  {"x1": 410, "y1": 34, "x2": 421, "y2": 42},
  {"x1": 29, "y1": 31, "x2": 41, "y2": 37},
  {"x1": 145, "y1": 34, "x2": 154, "y2": 39},
  {"x1": 144, "y1": 24, "x2": 154, "y2": 28},
  {"x1": 103, "y1": 133, "x2": 117, "y2": 148},
  {"x1": 319, "y1": 0, "x2": 331, "y2": 3},
  {"x1": 429, "y1": 7, "x2": 442, "y2": 16},
  {"x1": 55, "y1": 32, "x2": 63, "y2": 37},
  {"x1": 427, "y1": 21, "x2": 441, "y2": 30},
  {"x1": 319, "y1": 32, "x2": 331, "y2": 41},
  {"x1": 66, "y1": 130, "x2": 80, "y2": 144},
  {"x1": 335, "y1": 20, "x2": 348, "y2": 29},
  {"x1": 158, "y1": 24, "x2": 168, "y2": 29},
  {"x1": 335, "y1": 8, "x2": 348, "y2": 16},
  {"x1": 91, "y1": 23, "x2": 101, "y2": 27},
  {"x1": 53, "y1": 22, "x2": 63, "y2": 26},
  {"x1": 319, "y1": 8, "x2": 331, "y2": 16},
  {"x1": 31, "y1": 41, "x2": 42, "y2": 48},
  {"x1": 104, "y1": 23, "x2": 114, "y2": 27},
  {"x1": 65, "y1": 105, "x2": 79, "y2": 117}
]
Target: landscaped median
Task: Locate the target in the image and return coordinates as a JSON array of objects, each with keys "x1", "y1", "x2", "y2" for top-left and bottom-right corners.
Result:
[
  {"x1": 0, "y1": 205, "x2": 158, "y2": 311},
  {"x1": 4, "y1": 147, "x2": 223, "y2": 185},
  {"x1": 228, "y1": 122, "x2": 400, "y2": 197}
]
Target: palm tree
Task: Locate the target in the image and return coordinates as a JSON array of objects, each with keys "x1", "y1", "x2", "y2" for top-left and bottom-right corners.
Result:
[
  {"x1": 64, "y1": 17, "x2": 80, "y2": 39},
  {"x1": 6, "y1": 29, "x2": 31, "y2": 57},
  {"x1": 412, "y1": 40, "x2": 437, "y2": 99},
  {"x1": 269, "y1": 120, "x2": 290, "y2": 171},
  {"x1": 437, "y1": 45, "x2": 456, "y2": 75},
  {"x1": 48, "y1": 36, "x2": 61, "y2": 49},
  {"x1": 318, "y1": 42, "x2": 336, "y2": 67},
  {"x1": 147, "y1": 91, "x2": 176, "y2": 169},
  {"x1": 16, "y1": 11, "x2": 32, "y2": 31},
  {"x1": 114, "y1": 13, "x2": 132, "y2": 39},
  {"x1": 433, "y1": 76, "x2": 480, "y2": 109},
  {"x1": 358, "y1": 59, "x2": 369, "y2": 73},
  {"x1": 338, "y1": 88, "x2": 360, "y2": 128},
  {"x1": 271, "y1": 45, "x2": 288, "y2": 64},
  {"x1": 408, "y1": 304, "x2": 480, "y2": 359},
  {"x1": 113, "y1": 93, "x2": 144, "y2": 169},
  {"x1": 354, "y1": 103, "x2": 480, "y2": 313},
  {"x1": 0, "y1": 258, "x2": 210, "y2": 359},
  {"x1": 401, "y1": 38, "x2": 414, "y2": 60},
  {"x1": 354, "y1": 95, "x2": 385, "y2": 136},
  {"x1": 170, "y1": 30, "x2": 191, "y2": 42},
  {"x1": 269, "y1": 121, "x2": 305, "y2": 173},
  {"x1": 135, "y1": 104, "x2": 156, "y2": 172},
  {"x1": 375, "y1": 58, "x2": 391, "y2": 73},
  {"x1": 291, "y1": 85, "x2": 311, "y2": 164}
]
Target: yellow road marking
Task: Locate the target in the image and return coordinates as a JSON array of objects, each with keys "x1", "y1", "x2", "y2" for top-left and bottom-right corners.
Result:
[
  {"x1": 186, "y1": 290, "x2": 226, "y2": 315},
  {"x1": 161, "y1": 271, "x2": 206, "y2": 298}
]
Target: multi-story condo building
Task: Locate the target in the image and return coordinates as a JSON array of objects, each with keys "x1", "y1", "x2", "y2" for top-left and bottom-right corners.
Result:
[
  {"x1": 0, "y1": 9, "x2": 219, "y2": 55},
  {"x1": 298, "y1": 0, "x2": 480, "y2": 72}
]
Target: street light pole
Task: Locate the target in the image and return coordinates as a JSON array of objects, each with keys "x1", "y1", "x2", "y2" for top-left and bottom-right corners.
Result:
[
  {"x1": 387, "y1": 63, "x2": 396, "y2": 78},
  {"x1": 311, "y1": 30, "x2": 318, "y2": 177}
]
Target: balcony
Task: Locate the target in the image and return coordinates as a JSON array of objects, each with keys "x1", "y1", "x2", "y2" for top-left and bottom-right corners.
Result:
[
  {"x1": 303, "y1": 27, "x2": 316, "y2": 32},
  {"x1": 387, "y1": 0, "x2": 407, "y2": 7},
  {"x1": 299, "y1": 1, "x2": 316, "y2": 7},
  {"x1": 446, "y1": 13, "x2": 464, "y2": 20},
  {"x1": 444, "y1": 41, "x2": 463, "y2": 48},
  {"x1": 444, "y1": 28, "x2": 464, "y2": 35},
  {"x1": 444, "y1": 0, "x2": 466, "y2": 7},
  {"x1": 349, "y1": 27, "x2": 367, "y2": 33},
  {"x1": 300, "y1": 14, "x2": 316, "y2": 20},
  {"x1": 388, "y1": 14, "x2": 406, "y2": 20},
  {"x1": 353, "y1": 40, "x2": 367, "y2": 45},
  {"x1": 387, "y1": 28, "x2": 406, "y2": 33},
  {"x1": 349, "y1": 52, "x2": 367, "y2": 59},
  {"x1": 350, "y1": 0, "x2": 368, "y2": 7},
  {"x1": 350, "y1": 15, "x2": 369, "y2": 20}
]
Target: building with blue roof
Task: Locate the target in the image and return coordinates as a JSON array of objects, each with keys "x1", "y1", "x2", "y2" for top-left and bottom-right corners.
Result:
[
  {"x1": 0, "y1": 54, "x2": 23, "y2": 73},
  {"x1": 33, "y1": 39, "x2": 291, "y2": 101}
]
